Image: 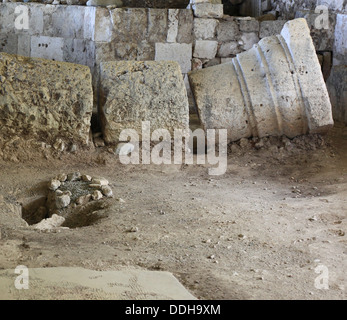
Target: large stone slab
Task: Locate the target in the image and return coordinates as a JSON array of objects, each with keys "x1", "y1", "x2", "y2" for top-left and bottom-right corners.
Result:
[
  {"x1": 188, "y1": 18, "x2": 334, "y2": 142},
  {"x1": 327, "y1": 65, "x2": 347, "y2": 124},
  {"x1": 0, "y1": 267, "x2": 196, "y2": 300},
  {"x1": 0, "y1": 52, "x2": 93, "y2": 147},
  {"x1": 99, "y1": 61, "x2": 189, "y2": 145}
]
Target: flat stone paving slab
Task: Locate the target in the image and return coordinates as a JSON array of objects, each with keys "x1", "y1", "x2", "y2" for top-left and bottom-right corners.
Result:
[{"x1": 0, "y1": 267, "x2": 196, "y2": 300}]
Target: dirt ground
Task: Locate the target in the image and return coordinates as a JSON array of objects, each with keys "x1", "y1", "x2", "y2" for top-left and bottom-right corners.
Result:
[{"x1": 0, "y1": 121, "x2": 346, "y2": 300}]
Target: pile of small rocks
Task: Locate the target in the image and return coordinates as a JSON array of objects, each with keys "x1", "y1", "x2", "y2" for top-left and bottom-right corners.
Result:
[{"x1": 47, "y1": 172, "x2": 113, "y2": 215}]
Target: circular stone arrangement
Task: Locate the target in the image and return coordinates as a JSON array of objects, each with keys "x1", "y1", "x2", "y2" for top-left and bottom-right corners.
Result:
[{"x1": 46, "y1": 172, "x2": 113, "y2": 216}]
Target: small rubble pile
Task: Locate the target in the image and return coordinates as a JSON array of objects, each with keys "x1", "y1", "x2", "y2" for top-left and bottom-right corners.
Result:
[
  {"x1": 46, "y1": 172, "x2": 113, "y2": 216},
  {"x1": 25, "y1": 172, "x2": 114, "y2": 230}
]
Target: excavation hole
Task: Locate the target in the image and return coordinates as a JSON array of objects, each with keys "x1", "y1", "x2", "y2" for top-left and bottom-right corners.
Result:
[{"x1": 21, "y1": 172, "x2": 114, "y2": 229}]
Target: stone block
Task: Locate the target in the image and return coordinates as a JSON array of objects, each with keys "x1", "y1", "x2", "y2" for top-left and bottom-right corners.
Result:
[
  {"x1": 239, "y1": 19, "x2": 260, "y2": 33},
  {"x1": 177, "y1": 9, "x2": 194, "y2": 43},
  {"x1": 167, "y1": 9, "x2": 180, "y2": 42},
  {"x1": 50, "y1": 5, "x2": 87, "y2": 40},
  {"x1": 109, "y1": 8, "x2": 148, "y2": 42},
  {"x1": 30, "y1": 36, "x2": 64, "y2": 61},
  {"x1": 327, "y1": 65, "x2": 347, "y2": 124},
  {"x1": 334, "y1": 13, "x2": 347, "y2": 65},
  {"x1": 63, "y1": 39, "x2": 96, "y2": 68},
  {"x1": 155, "y1": 42, "x2": 192, "y2": 73},
  {"x1": 259, "y1": 20, "x2": 287, "y2": 38},
  {"x1": 217, "y1": 21, "x2": 240, "y2": 42},
  {"x1": 147, "y1": 9, "x2": 168, "y2": 43},
  {"x1": 0, "y1": 34, "x2": 18, "y2": 55},
  {"x1": 240, "y1": 32, "x2": 259, "y2": 51},
  {"x1": 98, "y1": 61, "x2": 189, "y2": 144},
  {"x1": 193, "y1": 18, "x2": 218, "y2": 40},
  {"x1": 192, "y1": 3, "x2": 223, "y2": 18},
  {"x1": 0, "y1": 52, "x2": 93, "y2": 147},
  {"x1": 193, "y1": 40, "x2": 218, "y2": 59},
  {"x1": 217, "y1": 41, "x2": 240, "y2": 57},
  {"x1": 93, "y1": 7, "x2": 113, "y2": 42}
]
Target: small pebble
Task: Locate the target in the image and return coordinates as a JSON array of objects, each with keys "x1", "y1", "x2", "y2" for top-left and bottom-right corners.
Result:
[{"x1": 49, "y1": 179, "x2": 61, "y2": 191}]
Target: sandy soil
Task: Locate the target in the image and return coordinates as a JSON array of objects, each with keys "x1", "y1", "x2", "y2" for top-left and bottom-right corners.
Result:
[{"x1": 0, "y1": 122, "x2": 346, "y2": 300}]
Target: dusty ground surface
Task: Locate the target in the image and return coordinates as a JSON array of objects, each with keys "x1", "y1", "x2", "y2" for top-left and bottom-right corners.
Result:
[{"x1": 0, "y1": 121, "x2": 346, "y2": 300}]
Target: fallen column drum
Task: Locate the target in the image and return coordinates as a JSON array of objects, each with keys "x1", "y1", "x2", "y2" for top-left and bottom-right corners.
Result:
[{"x1": 188, "y1": 18, "x2": 334, "y2": 143}]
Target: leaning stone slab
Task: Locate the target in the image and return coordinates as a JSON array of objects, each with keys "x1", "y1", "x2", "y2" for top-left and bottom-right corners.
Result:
[
  {"x1": 0, "y1": 53, "x2": 93, "y2": 147},
  {"x1": 99, "y1": 61, "x2": 189, "y2": 144},
  {"x1": 188, "y1": 18, "x2": 334, "y2": 142}
]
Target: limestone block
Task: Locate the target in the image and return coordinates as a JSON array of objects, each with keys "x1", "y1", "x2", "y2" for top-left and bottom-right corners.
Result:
[
  {"x1": 30, "y1": 36, "x2": 64, "y2": 61},
  {"x1": 327, "y1": 66, "x2": 347, "y2": 124},
  {"x1": 217, "y1": 41, "x2": 240, "y2": 57},
  {"x1": 0, "y1": 34, "x2": 18, "y2": 55},
  {"x1": 17, "y1": 34, "x2": 31, "y2": 57},
  {"x1": 109, "y1": 8, "x2": 148, "y2": 43},
  {"x1": 155, "y1": 42, "x2": 192, "y2": 73},
  {"x1": 259, "y1": 20, "x2": 287, "y2": 38},
  {"x1": 239, "y1": 19, "x2": 260, "y2": 33},
  {"x1": 193, "y1": 18, "x2": 219, "y2": 40},
  {"x1": 192, "y1": 3, "x2": 223, "y2": 18},
  {"x1": 176, "y1": 9, "x2": 194, "y2": 43},
  {"x1": 167, "y1": 9, "x2": 179, "y2": 42},
  {"x1": 188, "y1": 19, "x2": 333, "y2": 142},
  {"x1": 240, "y1": 32, "x2": 259, "y2": 51},
  {"x1": 98, "y1": 61, "x2": 189, "y2": 145},
  {"x1": 93, "y1": 7, "x2": 113, "y2": 42},
  {"x1": 0, "y1": 52, "x2": 93, "y2": 147},
  {"x1": 193, "y1": 40, "x2": 218, "y2": 59},
  {"x1": 147, "y1": 9, "x2": 168, "y2": 43},
  {"x1": 217, "y1": 21, "x2": 240, "y2": 42},
  {"x1": 334, "y1": 14, "x2": 347, "y2": 65},
  {"x1": 48, "y1": 5, "x2": 88, "y2": 40},
  {"x1": 63, "y1": 39, "x2": 95, "y2": 68},
  {"x1": 86, "y1": 0, "x2": 123, "y2": 6}
]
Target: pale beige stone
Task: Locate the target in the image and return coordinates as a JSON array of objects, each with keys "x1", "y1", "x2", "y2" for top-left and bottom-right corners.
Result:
[
  {"x1": 0, "y1": 52, "x2": 93, "y2": 147},
  {"x1": 99, "y1": 61, "x2": 189, "y2": 144}
]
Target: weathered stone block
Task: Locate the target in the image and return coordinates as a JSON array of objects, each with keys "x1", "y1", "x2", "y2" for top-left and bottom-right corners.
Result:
[
  {"x1": 217, "y1": 21, "x2": 240, "y2": 42},
  {"x1": 193, "y1": 40, "x2": 218, "y2": 59},
  {"x1": 177, "y1": 9, "x2": 194, "y2": 43},
  {"x1": 0, "y1": 34, "x2": 18, "y2": 55},
  {"x1": 98, "y1": 61, "x2": 189, "y2": 144},
  {"x1": 93, "y1": 7, "x2": 113, "y2": 42},
  {"x1": 259, "y1": 20, "x2": 287, "y2": 38},
  {"x1": 334, "y1": 13, "x2": 347, "y2": 65},
  {"x1": 155, "y1": 42, "x2": 192, "y2": 73},
  {"x1": 239, "y1": 19, "x2": 260, "y2": 33},
  {"x1": 217, "y1": 41, "x2": 240, "y2": 57},
  {"x1": 109, "y1": 8, "x2": 148, "y2": 42},
  {"x1": 193, "y1": 18, "x2": 218, "y2": 40},
  {"x1": 0, "y1": 52, "x2": 93, "y2": 147},
  {"x1": 327, "y1": 65, "x2": 347, "y2": 124},
  {"x1": 167, "y1": 9, "x2": 180, "y2": 43},
  {"x1": 192, "y1": 3, "x2": 223, "y2": 18},
  {"x1": 63, "y1": 39, "x2": 95, "y2": 68},
  {"x1": 30, "y1": 36, "x2": 64, "y2": 61},
  {"x1": 147, "y1": 9, "x2": 168, "y2": 43},
  {"x1": 240, "y1": 32, "x2": 259, "y2": 51}
]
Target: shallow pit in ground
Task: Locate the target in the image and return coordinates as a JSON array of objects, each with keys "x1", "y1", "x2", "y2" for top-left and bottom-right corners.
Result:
[{"x1": 21, "y1": 172, "x2": 114, "y2": 229}]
